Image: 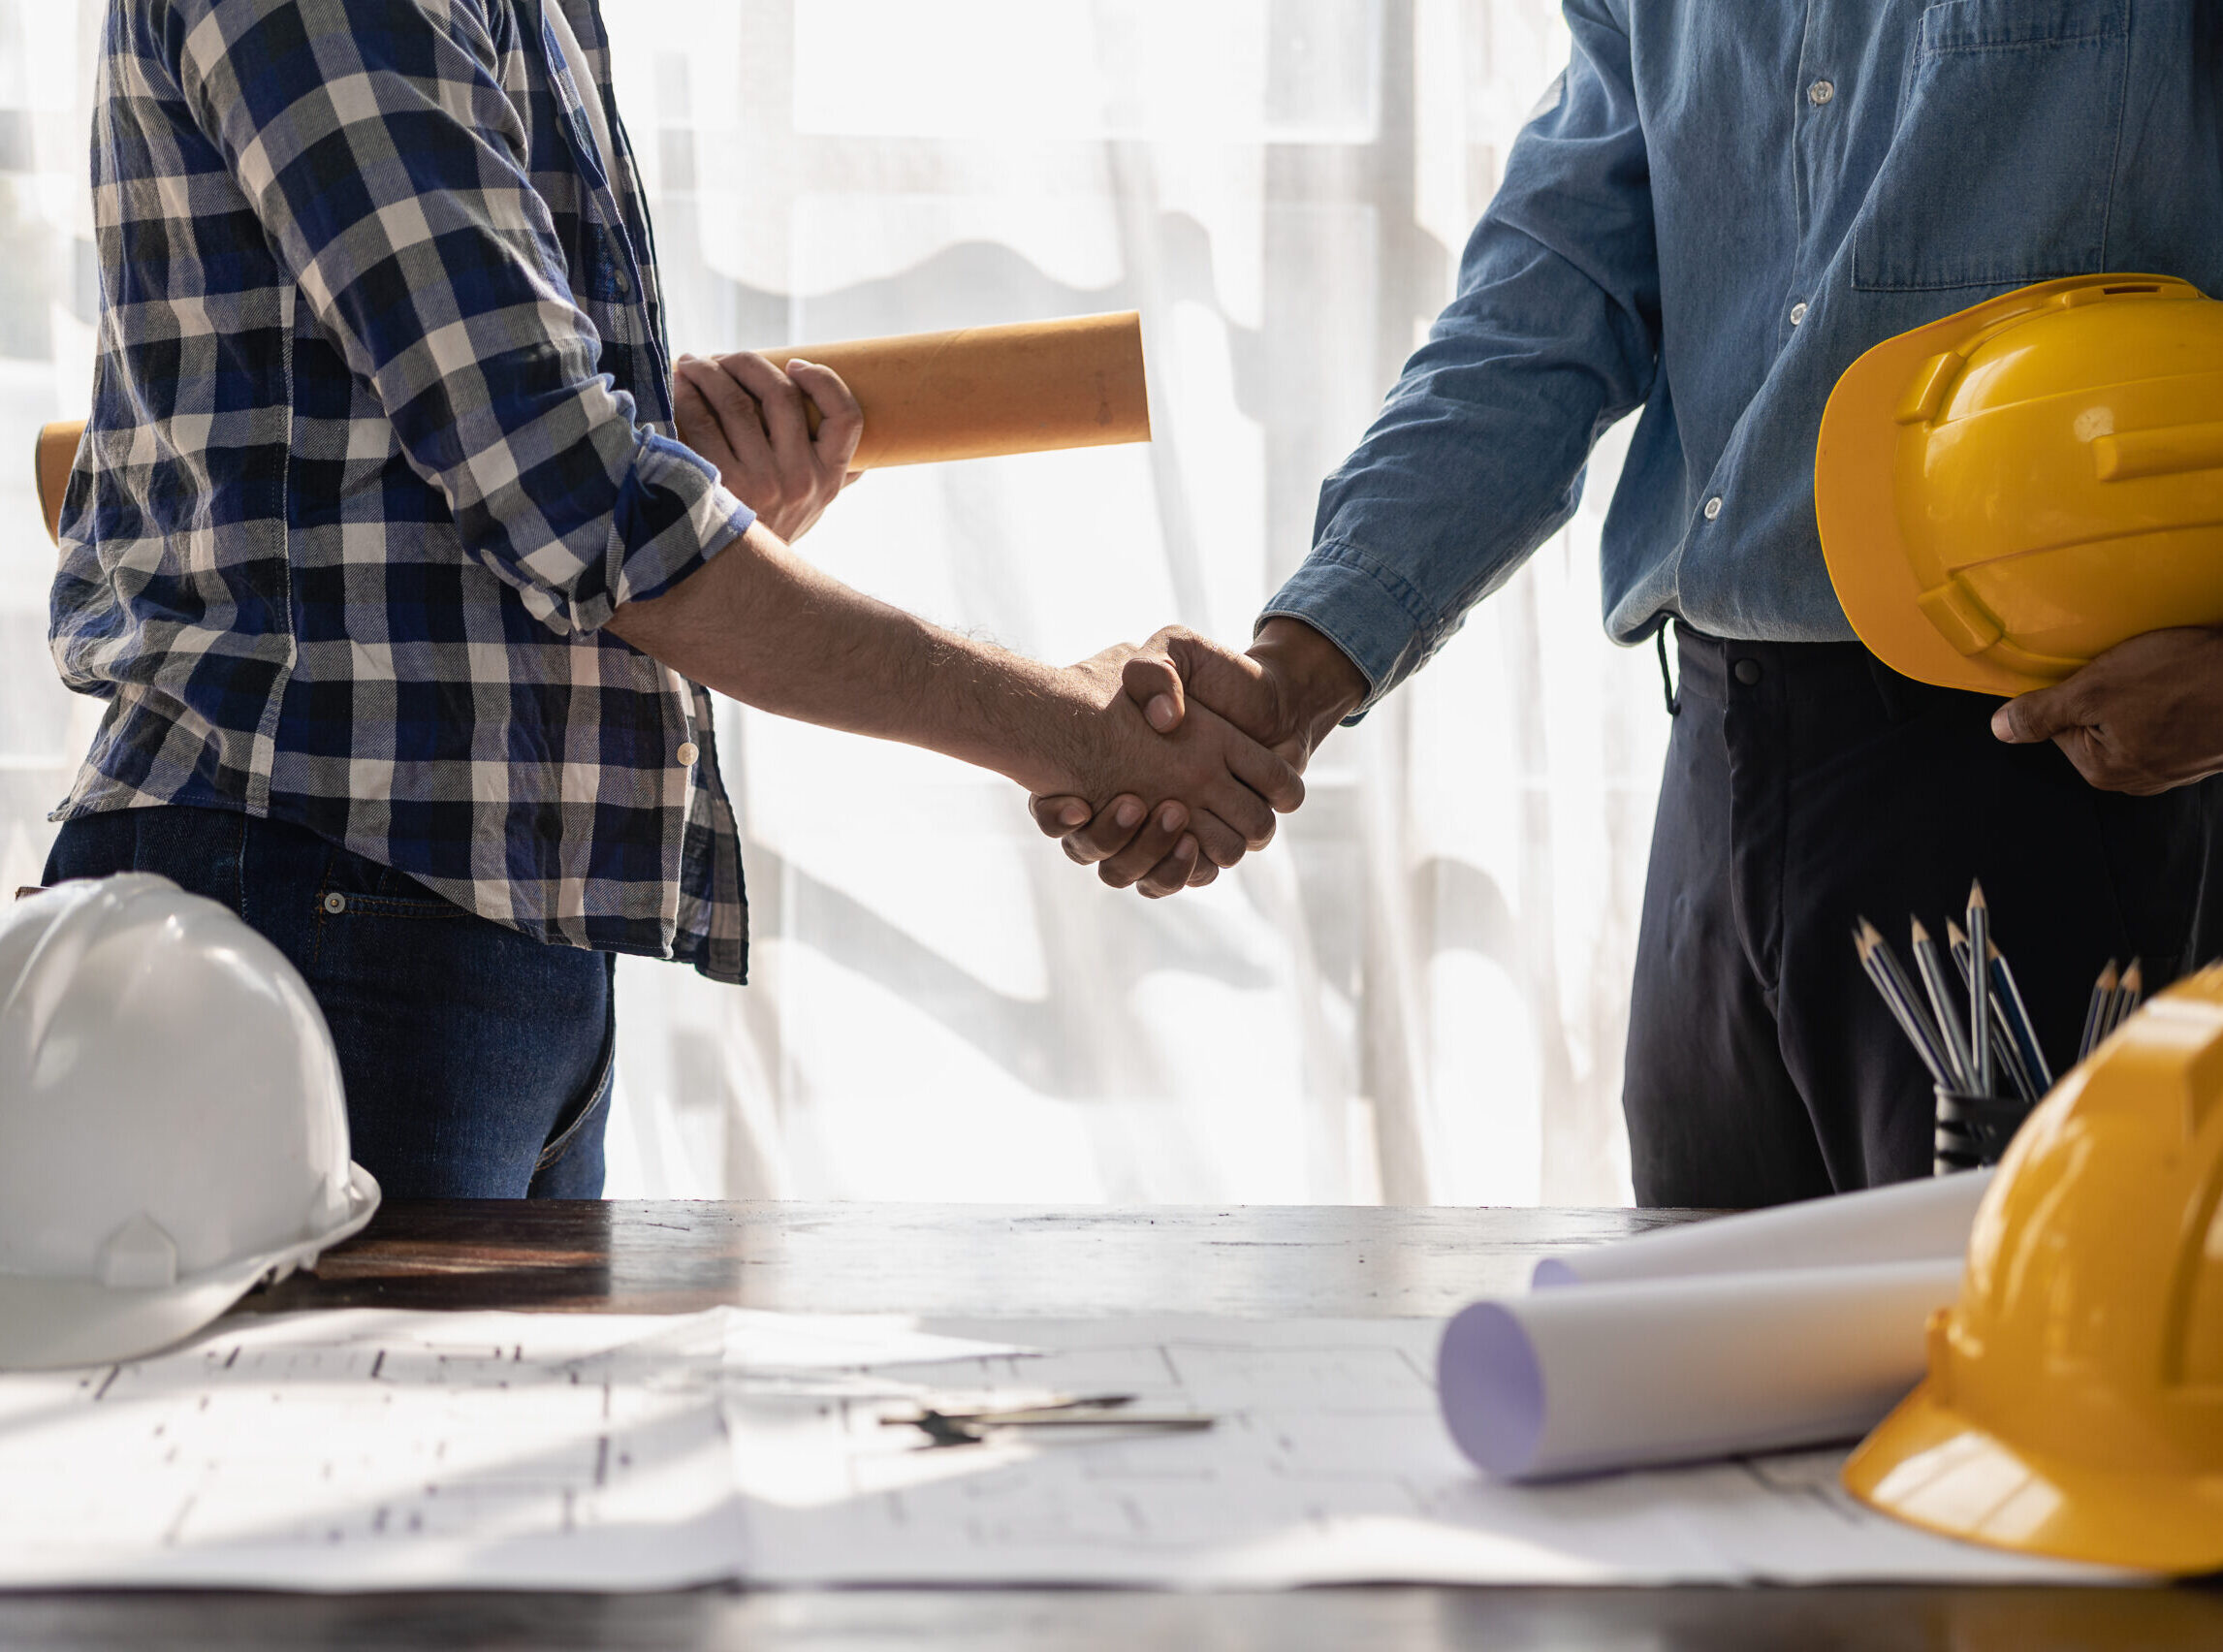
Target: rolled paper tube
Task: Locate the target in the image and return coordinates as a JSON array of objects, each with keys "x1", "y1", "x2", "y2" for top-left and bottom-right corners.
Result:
[
  {"x1": 36, "y1": 419, "x2": 82, "y2": 547},
  {"x1": 758, "y1": 310, "x2": 1149, "y2": 470},
  {"x1": 1439, "y1": 1258, "x2": 1965, "y2": 1480},
  {"x1": 32, "y1": 312, "x2": 1152, "y2": 543},
  {"x1": 1530, "y1": 1166, "x2": 1993, "y2": 1288}
]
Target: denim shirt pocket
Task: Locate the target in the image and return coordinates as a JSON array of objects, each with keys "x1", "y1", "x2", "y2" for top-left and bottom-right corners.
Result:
[{"x1": 1851, "y1": 0, "x2": 2130, "y2": 293}]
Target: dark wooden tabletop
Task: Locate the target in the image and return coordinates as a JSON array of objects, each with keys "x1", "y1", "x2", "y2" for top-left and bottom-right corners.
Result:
[{"x1": 3, "y1": 1199, "x2": 2215, "y2": 1651}]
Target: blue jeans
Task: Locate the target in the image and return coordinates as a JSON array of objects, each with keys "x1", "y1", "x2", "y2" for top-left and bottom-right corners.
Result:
[{"x1": 45, "y1": 805, "x2": 613, "y2": 1198}]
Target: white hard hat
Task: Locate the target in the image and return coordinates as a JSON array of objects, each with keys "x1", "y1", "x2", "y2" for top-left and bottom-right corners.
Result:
[{"x1": 0, "y1": 874, "x2": 377, "y2": 1368}]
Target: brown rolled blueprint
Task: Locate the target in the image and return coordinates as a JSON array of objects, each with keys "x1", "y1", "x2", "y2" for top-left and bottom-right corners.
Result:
[
  {"x1": 36, "y1": 419, "x2": 79, "y2": 547},
  {"x1": 758, "y1": 309, "x2": 1151, "y2": 470},
  {"x1": 32, "y1": 310, "x2": 1152, "y2": 543}
]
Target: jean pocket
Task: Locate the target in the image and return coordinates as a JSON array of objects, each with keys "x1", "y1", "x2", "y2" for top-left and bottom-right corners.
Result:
[
  {"x1": 1850, "y1": 0, "x2": 2129, "y2": 294},
  {"x1": 313, "y1": 850, "x2": 461, "y2": 922}
]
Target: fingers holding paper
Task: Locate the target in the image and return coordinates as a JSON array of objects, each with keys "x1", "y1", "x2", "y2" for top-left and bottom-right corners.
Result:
[{"x1": 673, "y1": 350, "x2": 863, "y2": 544}]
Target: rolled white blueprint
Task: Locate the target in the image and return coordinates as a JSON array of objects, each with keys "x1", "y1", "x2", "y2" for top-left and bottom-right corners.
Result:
[
  {"x1": 1437, "y1": 1258, "x2": 1963, "y2": 1480},
  {"x1": 1531, "y1": 1168, "x2": 1993, "y2": 1288}
]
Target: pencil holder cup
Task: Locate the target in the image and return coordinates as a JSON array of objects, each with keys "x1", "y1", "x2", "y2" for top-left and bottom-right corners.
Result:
[{"x1": 1934, "y1": 1088, "x2": 2032, "y2": 1176}]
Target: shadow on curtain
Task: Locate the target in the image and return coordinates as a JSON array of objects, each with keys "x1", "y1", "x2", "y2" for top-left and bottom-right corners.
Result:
[{"x1": 0, "y1": 0, "x2": 1663, "y2": 1206}]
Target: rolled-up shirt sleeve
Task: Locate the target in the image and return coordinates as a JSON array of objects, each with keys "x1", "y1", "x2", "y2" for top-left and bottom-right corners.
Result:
[
  {"x1": 172, "y1": 0, "x2": 747, "y2": 636},
  {"x1": 1263, "y1": 0, "x2": 1660, "y2": 715}
]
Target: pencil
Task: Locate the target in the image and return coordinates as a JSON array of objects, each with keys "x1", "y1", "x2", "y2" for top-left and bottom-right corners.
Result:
[
  {"x1": 1886, "y1": 925, "x2": 1962, "y2": 1089},
  {"x1": 1912, "y1": 917, "x2": 1976, "y2": 1092},
  {"x1": 1855, "y1": 920, "x2": 1953, "y2": 1088},
  {"x1": 2080, "y1": 960, "x2": 2119, "y2": 1063},
  {"x1": 2112, "y1": 958, "x2": 2144, "y2": 1040},
  {"x1": 1864, "y1": 956, "x2": 1954, "y2": 1089},
  {"x1": 1988, "y1": 939, "x2": 2053, "y2": 1095},
  {"x1": 1945, "y1": 921, "x2": 2029, "y2": 1097},
  {"x1": 1966, "y1": 883, "x2": 1993, "y2": 1098}
]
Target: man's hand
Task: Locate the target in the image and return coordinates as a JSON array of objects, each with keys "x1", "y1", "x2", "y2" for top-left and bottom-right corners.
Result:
[
  {"x1": 1038, "y1": 644, "x2": 1307, "y2": 885},
  {"x1": 1991, "y1": 626, "x2": 2223, "y2": 794},
  {"x1": 674, "y1": 352, "x2": 861, "y2": 543},
  {"x1": 1031, "y1": 619, "x2": 1369, "y2": 896}
]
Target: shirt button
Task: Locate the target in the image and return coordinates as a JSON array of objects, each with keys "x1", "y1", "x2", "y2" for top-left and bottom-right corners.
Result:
[
  {"x1": 1703, "y1": 496, "x2": 1723, "y2": 521},
  {"x1": 322, "y1": 892, "x2": 347, "y2": 915},
  {"x1": 1790, "y1": 302, "x2": 1808, "y2": 326},
  {"x1": 676, "y1": 741, "x2": 700, "y2": 766},
  {"x1": 1808, "y1": 79, "x2": 1835, "y2": 106},
  {"x1": 1734, "y1": 659, "x2": 1763, "y2": 686}
]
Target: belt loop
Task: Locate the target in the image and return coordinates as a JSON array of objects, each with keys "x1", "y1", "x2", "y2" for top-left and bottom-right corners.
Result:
[{"x1": 1656, "y1": 621, "x2": 1682, "y2": 717}]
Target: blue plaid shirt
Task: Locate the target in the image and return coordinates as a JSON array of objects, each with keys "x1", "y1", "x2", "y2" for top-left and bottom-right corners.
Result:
[{"x1": 50, "y1": 0, "x2": 755, "y2": 981}]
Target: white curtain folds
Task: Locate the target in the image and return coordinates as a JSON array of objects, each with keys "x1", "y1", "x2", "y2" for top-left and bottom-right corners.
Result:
[{"x1": 0, "y1": 0, "x2": 1663, "y2": 1206}]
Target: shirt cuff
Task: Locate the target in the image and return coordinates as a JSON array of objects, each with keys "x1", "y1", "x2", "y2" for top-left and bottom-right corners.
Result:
[
  {"x1": 1258, "y1": 538, "x2": 1446, "y2": 723},
  {"x1": 567, "y1": 429, "x2": 755, "y2": 634}
]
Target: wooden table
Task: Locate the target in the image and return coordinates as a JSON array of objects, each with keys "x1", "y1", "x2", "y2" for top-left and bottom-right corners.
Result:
[{"x1": 2, "y1": 1200, "x2": 2215, "y2": 1650}]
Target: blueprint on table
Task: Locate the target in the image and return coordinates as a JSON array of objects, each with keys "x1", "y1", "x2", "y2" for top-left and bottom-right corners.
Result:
[
  {"x1": 0, "y1": 1307, "x2": 1023, "y2": 1591},
  {"x1": 0, "y1": 1310, "x2": 2135, "y2": 1590},
  {"x1": 728, "y1": 1317, "x2": 2134, "y2": 1589}
]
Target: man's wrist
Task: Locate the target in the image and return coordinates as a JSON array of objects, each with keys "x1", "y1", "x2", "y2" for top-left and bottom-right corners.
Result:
[
  {"x1": 1250, "y1": 617, "x2": 1368, "y2": 747},
  {"x1": 968, "y1": 653, "x2": 1098, "y2": 799}
]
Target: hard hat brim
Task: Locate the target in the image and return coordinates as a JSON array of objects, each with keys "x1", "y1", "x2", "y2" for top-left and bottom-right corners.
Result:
[
  {"x1": 0, "y1": 1162, "x2": 380, "y2": 1371},
  {"x1": 1815, "y1": 274, "x2": 2172, "y2": 699},
  {"x1": 1844, "y1": 1378, "x2": 2223, "y2": 1575}
]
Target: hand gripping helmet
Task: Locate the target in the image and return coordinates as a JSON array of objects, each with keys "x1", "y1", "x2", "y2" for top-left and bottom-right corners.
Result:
[
  {"x1": 1816, "y1": 273, "x2": 2223, "y2": 696},
  {"x1": 1844, "y1": 965, "x2": 2223, "y2": 1572},
  {"x1": 0, "y1": 875, "x2": 377, "y2": 1368}
]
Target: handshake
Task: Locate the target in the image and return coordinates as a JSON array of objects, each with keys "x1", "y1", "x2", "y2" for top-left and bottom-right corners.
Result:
[
  {"x1": 1023, "y1": 620, "x2": 1371, "y2": 898},
  {"x1": 665, "y1": 349, "x2": 1372, "y2": 896}
]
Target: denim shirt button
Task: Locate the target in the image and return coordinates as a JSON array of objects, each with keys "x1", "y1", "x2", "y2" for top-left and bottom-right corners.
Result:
[
  {"x1": 1790, "y1": 301, "x2": 1808, "y2": 326},
  {"x1": 1808, "y1": 79, "x2": 1835, "y2": 107},
  {"x1": 1703, "y1": 495, "x2": 1723, "y2": 521},
  {"x1": 322, "y1": 892, "x2": 347, "y2": 915}
]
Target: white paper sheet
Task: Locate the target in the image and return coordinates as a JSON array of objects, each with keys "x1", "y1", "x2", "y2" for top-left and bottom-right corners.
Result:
[
  {"x1": 0, "y1": 1307, "x2": 1030, "y2": 1591},
  {"x1": 726, "y1": 1315, "x2": 2132, "y2": 1588},
  {"x1": 0, "y1": 1306, "x2": 2137, "y2": 1591},
  {"x1": 1438, "y1": 1259, "x2": 1963, "y2": 1478},
  {"x1": 1533, "y1": 1170, "x2": 1992, "y2": 1287}
]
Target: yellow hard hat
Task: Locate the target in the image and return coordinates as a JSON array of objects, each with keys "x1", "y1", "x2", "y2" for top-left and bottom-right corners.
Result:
[
  {"x1": 1842, "y1": 965, "x2": 2223, "y2": 1573},
  {"x1": 1815, "y1": 273, "x2": 2223, "y2": 696}
]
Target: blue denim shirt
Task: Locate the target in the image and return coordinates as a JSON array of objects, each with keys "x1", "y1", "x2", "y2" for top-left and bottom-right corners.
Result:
[{"x1": 1266, "y1": 0, "x2": 2223, "y2": 709}]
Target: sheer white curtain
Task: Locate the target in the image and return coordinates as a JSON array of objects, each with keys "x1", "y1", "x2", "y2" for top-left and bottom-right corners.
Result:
[{"x1": 0, "y1": 0, "x2": 1664, "y2": 1207}]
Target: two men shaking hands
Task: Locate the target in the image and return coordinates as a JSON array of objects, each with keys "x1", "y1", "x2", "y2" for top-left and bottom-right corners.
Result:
[{"x1": 653, "y1": 347, "x2": 1370, "y2": 898}]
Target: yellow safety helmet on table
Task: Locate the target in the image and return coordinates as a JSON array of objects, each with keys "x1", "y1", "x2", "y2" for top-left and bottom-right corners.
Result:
[
  {"x1": 1816, "y1": 273, "x2": 2223, "y2": 696},
  {"x1": 1843, "y1": 964, "x2": 2223, "y2": 1573}
]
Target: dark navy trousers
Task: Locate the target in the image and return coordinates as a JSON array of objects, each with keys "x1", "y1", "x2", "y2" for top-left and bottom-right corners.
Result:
[
  {"x1": 1624, "y1": 625, "x2": 2223, "y2": 1209},
  {"x1": 46, "y1": 806, "x2": 615, "y2": 1199}
]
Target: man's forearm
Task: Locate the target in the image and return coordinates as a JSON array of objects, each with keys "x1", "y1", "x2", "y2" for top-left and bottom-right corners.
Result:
[{"x1": 606, "y1": 522, "x2": 1077, "y2": 793}]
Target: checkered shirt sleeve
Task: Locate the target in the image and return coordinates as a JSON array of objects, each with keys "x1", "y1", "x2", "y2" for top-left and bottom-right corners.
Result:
[{"x1": 49, "y1": 0, "x2": 756, "y2": 981}]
